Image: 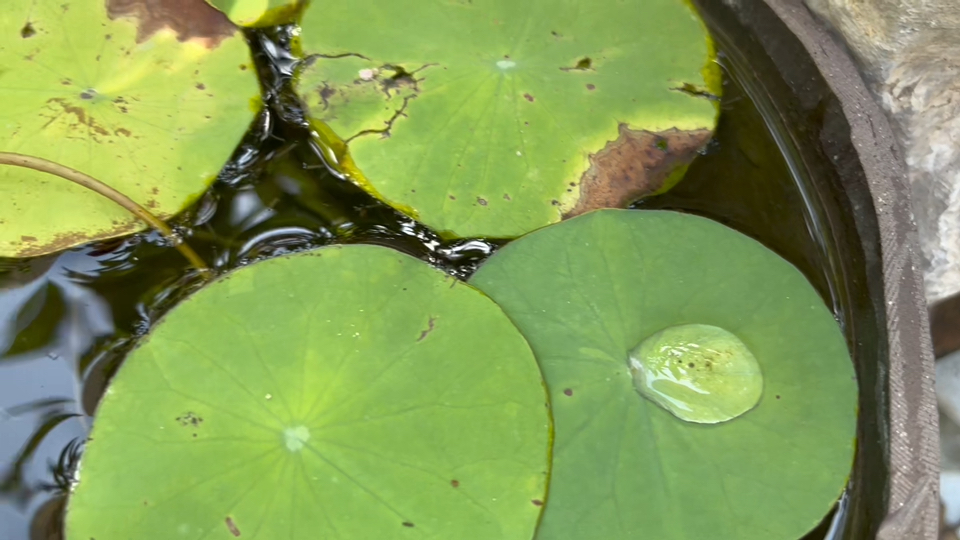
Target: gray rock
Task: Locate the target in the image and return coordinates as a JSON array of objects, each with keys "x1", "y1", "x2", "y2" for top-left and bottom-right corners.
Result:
[{"x1": 805, "y1": 0, "x2": 960, "y2": 303}]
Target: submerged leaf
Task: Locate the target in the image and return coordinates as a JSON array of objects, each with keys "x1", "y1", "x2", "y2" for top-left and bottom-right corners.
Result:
[
  {"x1": 1, "y1": 282, "x2": 65, "y2": 359},
  {"x1": 0, "y1": 0, "x2": 259, "y2": 257},
  {"x1": 65, "y1": 245, "x2": 551, "y2": 540},
  {"x1": 297, "y1": 0, "x2": 718, "y2": 238},
  {"x1": 470, "y1": 209, "x2": 857, "y2": 540}
]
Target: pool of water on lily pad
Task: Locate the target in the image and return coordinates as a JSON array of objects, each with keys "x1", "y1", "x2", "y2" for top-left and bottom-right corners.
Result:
[{"x1": 0, "y1": 21, "x2": 858, "y2": 540}]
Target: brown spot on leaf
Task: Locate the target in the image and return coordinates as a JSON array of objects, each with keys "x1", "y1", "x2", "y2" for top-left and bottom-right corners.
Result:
[
  {"x1": 44, "y1": 98, "x2": 110, "y2": 138},
  {"x1": 417, "y1": 317, "x2": 436, "y2": 342},
  {"x1": 106, "y1": 0, "x2": 237, "y2": 47},
  {"x1": 402, "y1": 521, "x2": 415, "y2": 528},
  {"x1": 523, "y1": 93, "x2": 534, "y2": 102},
  {"x1": 225, "y1": 516, "x2": 241, "y2": 537},
  {"x1": 586, "y1": 84, "x2": 595, "y2": 91},
  {"x1": 195, "y1": 83, "x2": 206, "y2": 90},
  {"x1": 176, "y1": 412, "x2": 203, "y2": 427},
  {"x1": 563, "y1": 388, "x2": 573, "y2": 396},
  {"x1": 477, "y1": 197, "x2": 488, "y2": 206},
  {"x1": 115, "y1": 127, "x2": 132, "y2": 137},
  {"x1": 561, "y1": 57, "x2": 593, "y2": 71},
  {"x1": 378, "y1": 64, "x2": 429, "y2": 98},
  {"x1": 672, "y1": 82, "x2": 720, "y2": 102},
  {"x1": 532, "y1": 499, "x2": 544, "y2": 506},
  {"x1": 12, "y1": 221, "x2": 141, "y2": 258},
  {"x1": 451, "y1": 479, "x2": 460, "y2": 487},
  {"x1": 318, "y1": 84, "x2": 336, "y2": 110},
  {"x1": 20, "y1": 22, "x2": 36, "y2": 38},
  {"x1": 344, "y1": 94, "x2": 417, "y2": 142},
  {"x1": 20, "y1": 235, "x2": 37, "y2": 242},
  {"x1": 564, "y1": 126, "x2": 712, "y2": 218}
]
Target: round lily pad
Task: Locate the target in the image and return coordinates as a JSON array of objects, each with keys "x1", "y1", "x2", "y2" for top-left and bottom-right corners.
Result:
[
  {"x1": 469, "y1": 209, "x2": 858, "y2": 540},
  {"x1": 65, "y1": 245, "x2": 551, "y2": 540},
  {"x1": 0, "y1": 0, "x2": 258, "y2": 257},
  {"x1": 297, "y1": 0, "x2": 719, "y2": 238}
]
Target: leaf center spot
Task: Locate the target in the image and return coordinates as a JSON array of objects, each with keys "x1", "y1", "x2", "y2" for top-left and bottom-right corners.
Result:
[
  {"x1": 283, "y1": 426, "x2": 311, "y2": 452},
  {"x1": 496, "y1": 59, "x2": 516, "y2": 70}
]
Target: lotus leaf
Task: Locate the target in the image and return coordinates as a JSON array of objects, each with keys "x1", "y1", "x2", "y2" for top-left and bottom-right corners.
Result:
[
  {"x1": 0, "y1": 0, "x2": 258, "y2": 257},
  {"x1": 204, "y1": 0, "x2": 302, "y2": 27},
  {"x1": 65, "y1": 245, "x2": 551, "y2": 540},
  {"x1": 469, "y1": 209, "x2": 858, "y2": 540},
  {"x1": 297, "y1": 0, "x2": 719, "y2": 238}
]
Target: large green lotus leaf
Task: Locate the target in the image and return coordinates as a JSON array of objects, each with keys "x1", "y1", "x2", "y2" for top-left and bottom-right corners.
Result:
[
  {"x1": 204, "y1": 0, "x2": 302, "y2": 26},
  {"x1": 297, "y1": 0, "x2": 718, "y2": 238},
  {"x1": 469, "y1": 209, "x2": 858, "y2": 540},
  {"x1": 65, "y1": 245, "x2": 551, "y2": 540},
  {"x1": 0, "y1": 0, "x2": 258, "y2": 257}
]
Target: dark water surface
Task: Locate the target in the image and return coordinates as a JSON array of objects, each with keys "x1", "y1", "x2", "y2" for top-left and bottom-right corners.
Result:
[{"x1": 0, "y1": 19, "x2": 855, "y2": 540}]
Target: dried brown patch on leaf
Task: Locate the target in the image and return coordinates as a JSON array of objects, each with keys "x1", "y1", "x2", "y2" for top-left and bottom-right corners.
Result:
[
  {"x1": 107, "y1": 0, "x2": 237, "y2": 47},
  {"x1": 311, "y1": 62, "x2": 435, "y2": 140},
  {"x1": 225, "y1": 516, "x2": 241, "y2": 537},
  {"x1": 44, "y1": 98, "x2": 111, "y2": 140},
  {"x1": 13, "y1": 220, "x2": 141, "y2": 258},
  {"x1": 346, "y1": 95, "x2": 415, "y2": 142},
  {"x1": 564, "y1": 125, "x2": 712, "y2": 218}
]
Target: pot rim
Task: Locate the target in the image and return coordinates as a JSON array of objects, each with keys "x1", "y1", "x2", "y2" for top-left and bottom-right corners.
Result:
[{"x1": 730, "y1": 0, "x2": 940, "y2": 536}]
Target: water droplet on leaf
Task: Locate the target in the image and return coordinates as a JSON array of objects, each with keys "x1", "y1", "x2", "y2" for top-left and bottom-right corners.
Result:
[{"x1": 628, "y1": 324, "x2": 763, "y2": 424}]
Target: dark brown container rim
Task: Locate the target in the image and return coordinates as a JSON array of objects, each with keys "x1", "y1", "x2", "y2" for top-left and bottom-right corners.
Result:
[{"x1": 702, "y1": 0, "x2": 940, "y2": 537}]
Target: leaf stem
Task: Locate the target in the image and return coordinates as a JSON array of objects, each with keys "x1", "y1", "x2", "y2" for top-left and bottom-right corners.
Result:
[{"x1": 0, "y1": 152, "x2": 209, "y2": 273}]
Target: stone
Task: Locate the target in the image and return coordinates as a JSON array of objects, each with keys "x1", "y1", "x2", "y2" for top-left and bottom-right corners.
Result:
[{"x1": 805, "y1": 0, "x2": 960, "y2": 303}]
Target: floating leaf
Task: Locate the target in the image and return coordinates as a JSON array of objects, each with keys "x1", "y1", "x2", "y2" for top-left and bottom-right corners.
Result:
[
  {"x1": 297, "y1": 0, "x2": 719, "y2": 238},
  {"x1": 65, "y1": 245, "x2": 551, "y2": 540},
  {"x1": 469, "y1": 209, "x2": 857, "y2": 540},
  {"x1": 0, "y1": 0, "x2": 258, "y2": 257},
  {"x1": 204, "y1": 0, "x2": 302, "y2": 27}
]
